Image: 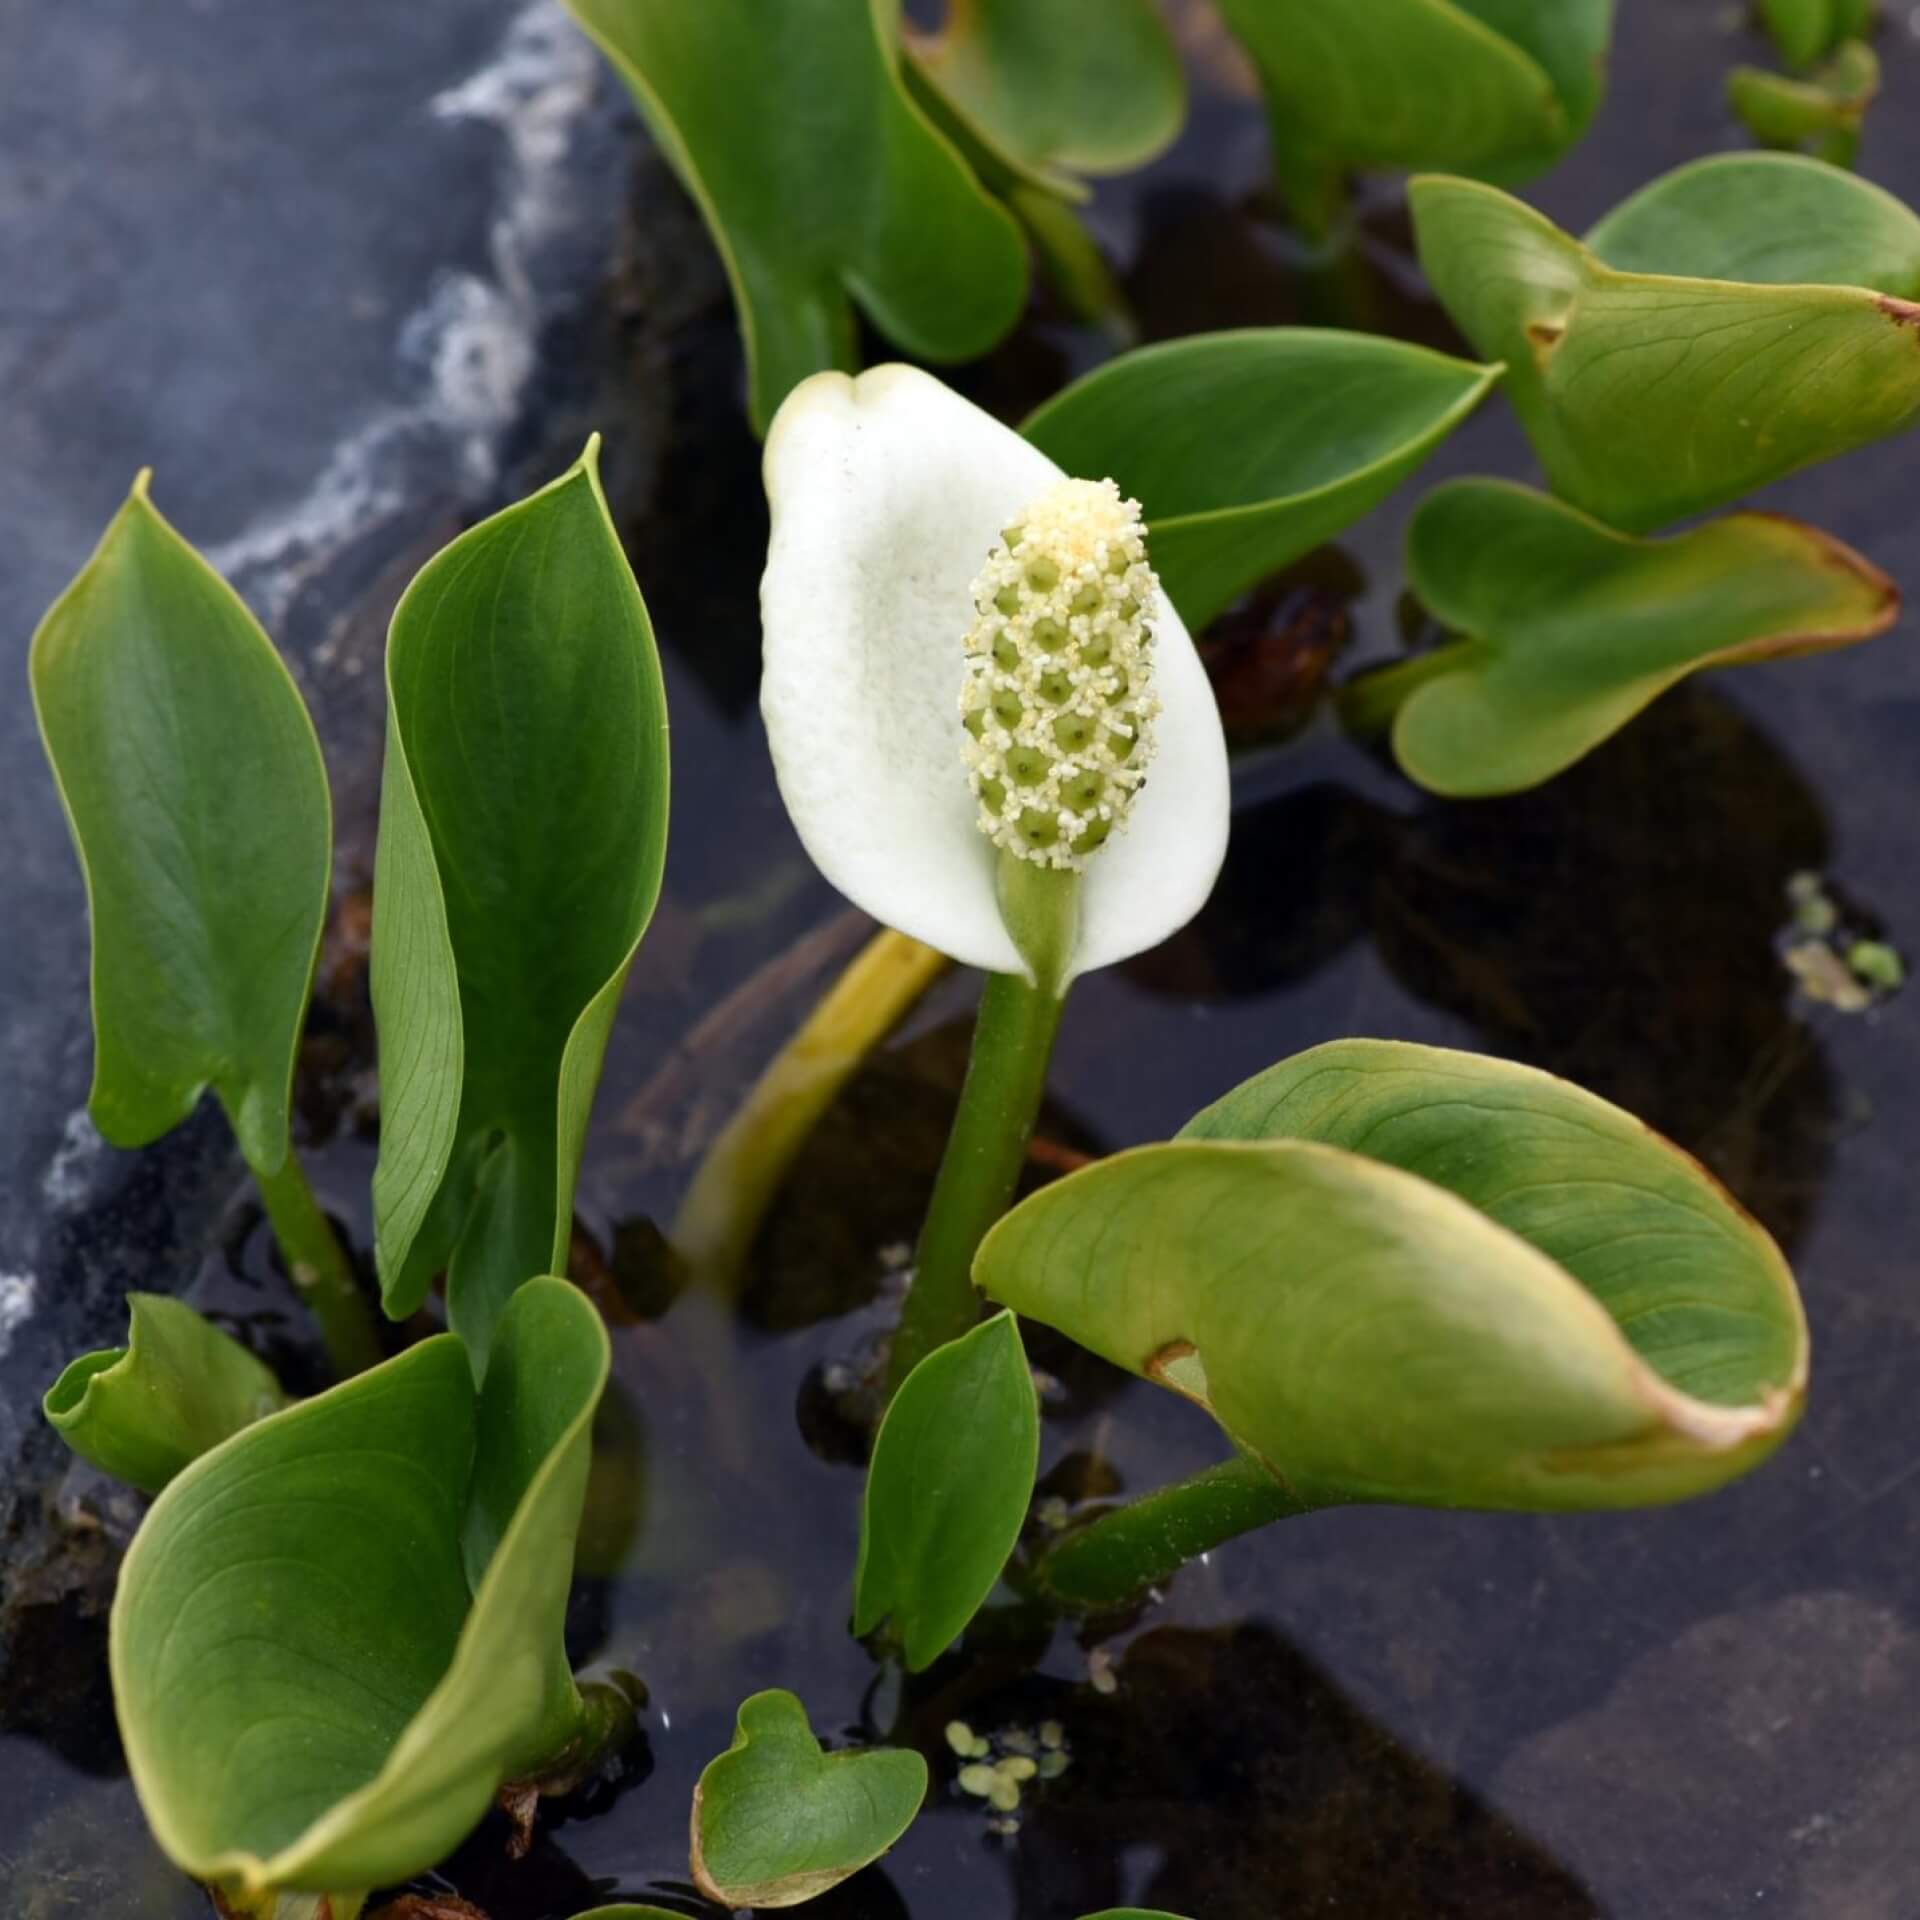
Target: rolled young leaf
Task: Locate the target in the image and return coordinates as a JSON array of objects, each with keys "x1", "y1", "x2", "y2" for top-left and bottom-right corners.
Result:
[
  {"x1": 1412, "y1": 155, "x2": 1920, "y2": 530},
  {"x1": 978, "y1": 1041, "x2": 1807, "y2": 1514},
  {"x1": 1022, "y1": 331, "x2": 1502, "y2": 630},
  {"x1": 112, "y1": 1277, "x2": 610, "y2": 1902},
  {"x1": 1366, "y1": 478, "x2": 1898, "y2": 796},
  {"x1": 691, "y1": 1690, "x2": 926, "y2": 1908},
  {"x1": 1215, "y1": 0, "x2": 1611, "y2": 214},
  {"x1": 854, "y1": 1308, "x2": 1039, "y2": 1670},
  {"x1": 28, "y1": 473, "x2": 329, "y2": 1178},
  {"x1": 558, "y1": 0, "x2": 1026, "y2": 435},
  {"x1": 44, "y1": 1294, "x2": 289, "y2": 1494},
  {"x1": 371, "y1": 439, "x2": 668, "y2": 1369}
]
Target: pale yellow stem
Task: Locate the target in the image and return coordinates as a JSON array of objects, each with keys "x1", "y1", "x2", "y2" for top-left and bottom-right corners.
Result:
[{"x1": 672, "y1": 929, "x2": 951, "y2": 1294}]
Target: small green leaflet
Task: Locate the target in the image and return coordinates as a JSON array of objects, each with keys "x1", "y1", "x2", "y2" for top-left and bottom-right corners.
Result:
[{"x1": 854, "y1": 1308, "x2": 1039, "y2": 1671}]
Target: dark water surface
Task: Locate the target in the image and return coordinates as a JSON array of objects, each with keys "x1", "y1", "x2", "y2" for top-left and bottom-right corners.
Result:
[{"x1": 5, "y1": 5, "x2": 1920, "y2": 1917}]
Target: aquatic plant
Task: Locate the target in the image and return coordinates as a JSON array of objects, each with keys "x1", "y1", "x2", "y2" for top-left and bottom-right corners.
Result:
[{"x1": 30, "y1": 11, "x2": 1920, "y2": 1907}]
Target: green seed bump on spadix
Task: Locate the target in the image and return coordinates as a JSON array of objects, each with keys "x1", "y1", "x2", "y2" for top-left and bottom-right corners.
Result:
[{"x1": 959, "y1": 476, "x2": 1161, "y2": 872}]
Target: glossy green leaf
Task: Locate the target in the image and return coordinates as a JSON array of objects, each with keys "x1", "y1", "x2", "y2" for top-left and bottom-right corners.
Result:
[
  {"x1": 1215, "y1": 0, "x2": 1611, "y2": 210},
  {"x1": 558, "y1": 0, "x2": 1026, "y2": 435},
  {"x1": 43, "y1": 1294, "x2": 289, "y2": 1494},
  {"x1": 113, "y1": 1277, "x2": 609, "y2": 1903},
  {"x1": 1758, "y1": 0, "x2": 1876, "y2": 66},
  {"x1": 1729, "y1": 40, "x2": 1878, "y2": 168},
  {"x1": 1022, "y1": 330, "x2": 1502, "y2": 630},
  {"x1": 1369, "y1": 478, "x2": 1899, "y2": 796},
  {"x1": 1412, "y1": 158, "x2": 1920, "y2": 530},
  {"x1": 854, "y1": 1308, "x2": 1038, "y2": 1671},
  {"x1": 690, "y1": 1690, "x2": 926, "y2": 1908},
  {"x1": 371, "y1": 440, "x2": 668, "y2": 1370},
  {"x1": 29, "y1": 473, "x2": 330, "y2": 1176},
  {"x1": 904, "y1": 0, "x2": 1185, "y2": 198},
  {"x1": 978, "y1": 1040, "x2": 1808, "y2": 1513}
]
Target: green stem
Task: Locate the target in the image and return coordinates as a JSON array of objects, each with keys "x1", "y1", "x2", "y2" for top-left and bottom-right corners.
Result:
[
  {"x1": 1007, "y1": 184, "x2": 1138, "y2": 348},
  {"x1": 252, "y1": 1150, "x2": 383, "y2": 1379},
  {"x1": 887, "y1": 968, "x2": 1065, "y2": 1395},
  {"x1": 1027, "y1": 1453, "x2": 1316, "y2": 1613},
  {"x1": 1267, "y1": 111, "x2": 1350, "y2": 247},
  {"x1": 1337, "y1": 639, "x2": 1486, "y2": 740}
]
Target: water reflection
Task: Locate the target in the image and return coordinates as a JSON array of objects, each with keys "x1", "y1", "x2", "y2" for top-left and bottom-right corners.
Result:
[{"x1": 1134, "y1": 686, "x2": 1839, "y2": 1252}]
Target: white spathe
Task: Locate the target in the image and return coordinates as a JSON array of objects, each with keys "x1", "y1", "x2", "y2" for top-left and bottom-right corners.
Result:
[{"x1": 760, "y1": 364, "x2": 1230, "y2": 986}]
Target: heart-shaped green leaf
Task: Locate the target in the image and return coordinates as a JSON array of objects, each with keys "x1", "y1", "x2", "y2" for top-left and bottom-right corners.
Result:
[
  {"x1": 1021, "y1": 331, "x2": 1501, "y2": 630},
  {"x1": 44, "y1": 1294, "x2": 289, "y2": 1494},
  {"x1": 903, "y1": 0, "x2": 1185, "y2": 198},
  {"x1": 690, "y1": 1690, "x2": 926, "y2": 1909},
  {"x1": 978, "y1": 1040, "x2": 1807, "y2": 1514},
  {"x1": 1214, "y1": 0, "x2": 1611, "y2": 215},
  {"x1": 113, "y1": 1277, "x2": 610, "y2": 1904},
  {"x1": 1758, "y1": 0, "x2": 1875, "y2": 67},
  {"x1": 371, "y1": 440, "x2": 668, "y2": 1370},
  {"x1": 558, "y1": 0, "x2": 1026, "y2": 435},
  {"x1": 1361, "y1": 478, "x2": 1898, "y2": 796},
  {"x1": 854, "y1": 1308, "x2": 1039, "y2": 1671},
  {"x1": 29, "y1": 473, "x2": 329, "y2": 1176},
  {"x1": 1729, "y1": 39, "x2": 1879, "y2": 169},
  {"x1": 1412, "y1": 157, "x2": 1920, "y2": 530}
]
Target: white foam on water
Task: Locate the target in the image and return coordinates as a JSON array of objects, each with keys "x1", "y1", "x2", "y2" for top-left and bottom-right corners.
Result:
[{"x1": 204, "y1": 0, "x2": 603, "y2": 627}]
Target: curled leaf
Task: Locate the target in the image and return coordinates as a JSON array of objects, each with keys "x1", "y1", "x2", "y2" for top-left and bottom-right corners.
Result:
[
  {"x1": 690, "y1": 1690, "x2": 926, "y2": 1908},
  {"x1": 559, "y1": 0, "x2": 1026, "y2": 434},
  {"x1": 854, "y1": 1309, "x2": 1039, "y2": 1671},
  {"x1": 1729, "y1": 39, "x2": 1879, "y2": 169},
  {"x1": 1412, "y1": 156, "x2": 1920, "y2": 529},
  {"x1": 1369, "y1": 478, "x2": 1898, "y2": 796},
  {"x1": 113, "y1": 1278, "x2": 610, "y2": 1903},
  {"x1": 1758, "y1": 0, "x2": 1876, "y2": 67},
  {"x1": 1022, "y1": 331, "x2": 1501, "y2": 631},
  {"x1": 29, "y1": 473, "x2": 330, "y2": 1175},
  {"x1": 1215, "y1": 0, "x2": 1611, "y2": 214},
  {"x1": 978, "y1": 1041, "x2": 1807, "y2": 1513},
  {"x1": 43, "y1": 1294, "x2": 289, "y2": 1494},
  {"x1": 371, "y1": 440, "x2": 668, "y2": 1370}
]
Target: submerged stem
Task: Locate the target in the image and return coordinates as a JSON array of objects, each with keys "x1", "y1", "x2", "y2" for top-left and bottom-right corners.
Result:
[
  {"x1": 252, "y1": 1150, "x2": 383, "y2": 1379},
  {"x1": 886, "y1": 968, "x2": 1065, "y2": 1396},
  {"x1": 1027, "y1": 1452, "x2": 1316, "y2": 1613}
]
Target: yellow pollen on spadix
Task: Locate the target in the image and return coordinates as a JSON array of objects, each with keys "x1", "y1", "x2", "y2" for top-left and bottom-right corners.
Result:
[{"x1": 958, "y1": 476, "x2": 1161, "y2": 871}]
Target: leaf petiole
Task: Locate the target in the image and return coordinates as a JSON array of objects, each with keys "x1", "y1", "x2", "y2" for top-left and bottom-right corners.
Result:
[
  {"x1": 1025, "y1": 1451, "x2": 1315, "y2": 1613},
  {"x1": 252, "y1": 1148, "x2": 382, "y2": 1378}
]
